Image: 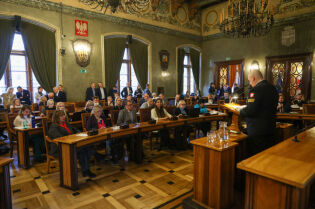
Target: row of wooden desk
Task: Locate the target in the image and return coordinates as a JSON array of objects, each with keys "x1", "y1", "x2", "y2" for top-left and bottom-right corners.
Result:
[
  {"x1": 49, "y1": 114, "x2": 226, "y2": 190},
  {"x1": 0, "y1": 157, "x2": 13, "y2": 209}
]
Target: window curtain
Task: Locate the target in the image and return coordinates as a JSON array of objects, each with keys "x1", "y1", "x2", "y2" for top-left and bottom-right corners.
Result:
[
  {"x1": 129, "y1": 39, "x2": 148, "y2": 89},
  {"x1": 190, "y1": 48, "x2": 200, "y2": 91},
  {"x1": 20, "y1": 22, "x2": 56, "y2": 92},
  {"x1": 0, "y1": 19, "x2": 15, "y2": 80},
  {"x1": 177, "y1": 48, "x2": 185, "y2": 94},
  {"x1": 104, "y1": 37, "x2": 126, "y2": 90},
  {"x1": 229, "y1": 64, "x2": 238, "y2": 87}
]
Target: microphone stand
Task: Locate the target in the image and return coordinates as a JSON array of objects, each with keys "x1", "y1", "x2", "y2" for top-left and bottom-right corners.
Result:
[{"x1": 291, "y1": 122, "x2": 315, "y2": 142}]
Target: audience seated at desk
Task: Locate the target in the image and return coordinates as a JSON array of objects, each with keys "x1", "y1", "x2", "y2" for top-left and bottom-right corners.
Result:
[
  {"x1": 159, "y1": 93, "x2": 168, "y2": 106},
  {"x1": 48, "y1": 110, "x2": 96, "y2": 178},
  {"x1": 10, "y1": 98, "x2": 23, "y2": 111},
  {"x1": 277, "y1": 94, "x2": 291, "y2": 113},
  {"x1": 14, "y1": 105, "x2": 45, "y2": 162},
  {"x1": 55, "y1": 102, "x2": 70, "y2": 119},
  {"x1": 139, "y1": 93, "x2": 149, "y2": 106},
  {"x1": 140, "y1": 98, "x2": 154, "y2": 109},
  {"x1": 151, "y1": 98, "x2": 172, "y2": 149},
  {"x1": 293, "y1": 93, "x2": 305, "y2": 107},
  {"x1": 113, "y1": 98, "x2": 124, "y2": 110},
  {"x1": 168, "y1": 94, "x2": 181, "y2": 107},
  {"x1": 82, "y1": 100, "x2": 94, "y2": 113},
  {"x1": 207, "y1": 93, "x2": 216, "y2": 104},
  {"x1": 106, "y1": 96, "x2": 114, "y2": 106}
]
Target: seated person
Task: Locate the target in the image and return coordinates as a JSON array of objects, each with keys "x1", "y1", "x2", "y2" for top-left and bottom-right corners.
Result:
[
  {"x1": 106, "y1": 96, "x2": 114, "y2": 106},
  {"x1": 113, "y1": 93, "x2": 120, "y2": 104},
  {"x1": 191, "y1": 95, "x2": 199, "y2": 104},
  {"x1": 207, "y1": 94, "x2": 216, "y2": 104},
  {"x1": 48, "y1": 110, "x2": 96, "y2": 178},
  {"x1": 39, "y1": 95, "x2": 47, "y2": 106},
  {"x1": 277, "y1": 94, "x2": 291, "y2": 113},
  {"x1": 55, "y1": 102, "x2": 70, "y2": 119},
  {"x1": 93, "y1": 96, "x2": 100, "y2": 106},
  {"x1": 194, "y1": 99, "x2": 212, "y2": 136},
  {"x1": 117, "y1": 101, "x2": 137, "y2": 125},
  {"x1": 174, "y1": 100, "x2": 188, "y2": 117},
  {"x1": 159, "y1": 93, "x2": 168, "y2": 106},
  {"x1": 152, "y1": 92, "x2": 159, "y2": 100},
  {"x1": 40, "y1": 99, "x2": 55, "y2": 116},
  {"x1": 293, "y1": 93, "x2": 305, "y2": 107},
  {"x1": 223, "y1": 92, "x2": 230, "y2": 103},
  {"x1": 126, "y1": 95, "x2": 135, "y2": 104},
  {"x1": 151, "y1": 98, "x2": 172, "y2": 148},
  {"x1": 185, "y1": 91, "x2": 190, "y2": 99},
  {"x1": 113, "y1": 98, "x2": 124, "y2": 110},
  {"x1": 10, "y1": 98, "x2": 23, "y2": 110},
  {"x1": 14, "y1": 105, "x2": 45, "y2": 162},
  {"x1": 82, "y1": 100, "x2": 94, "y2": 113},
  {"x1": 168, "y1": 94, "x2": 181, "y2": 107},
  {"x1": 139, "y1": 93, "x2": 149, "y2": 106},
  {"x1": 47, "y1": 92, "x2": 55, "y2": 100},
  {"x1": 140, "y1": 98, "x2": 154, "y2": 109}
]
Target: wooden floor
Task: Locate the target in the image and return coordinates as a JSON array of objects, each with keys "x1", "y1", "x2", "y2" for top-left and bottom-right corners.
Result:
[{"x1": 4, "y1": 138, "x2": 196, "y2": 209}]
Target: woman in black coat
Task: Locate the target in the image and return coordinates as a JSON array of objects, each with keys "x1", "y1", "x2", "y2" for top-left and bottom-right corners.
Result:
[{"x1": 48, "y1": 110, "x2": 96, "y2": 178}]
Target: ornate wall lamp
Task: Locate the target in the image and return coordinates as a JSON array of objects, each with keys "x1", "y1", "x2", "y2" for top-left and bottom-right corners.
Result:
[
  {"x1": 73, "y1": 39, "x2": 92, "y2": 67},
  {"x1": 250, "y1": 60, "x2": 260, "y2": 71}
]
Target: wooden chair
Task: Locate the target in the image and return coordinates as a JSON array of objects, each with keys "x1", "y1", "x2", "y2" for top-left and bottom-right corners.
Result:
[
  {"x1": 44, "y1": 135, "x2": 58, "y2": 174},
  {"x1": 65, "y1": 103, "x2": 75, "y2": 113},
  {"x1": 10, "y1": 107, "x2": 21, "y2": 114},
  {"x1": 100, "y1": 100, "x2": 106, "y2": 108},
  {"x1": 302, "y1": 104, "x2": 315, "y2": 114},
  {"x1": 166, "y1": 106, "x2": 176, "y2": 115},
  {"x1": 6, "y1": 113, "x2": 18, "y2": 157},
  {"x1": 74, "y1": 101, "x2": 86, "y2": 112},
  {"x1": 109, "y1": 110, "x2": 120, "y2": 126},
  {"x1": 81, "y1": 113, "x2": 91, "y2": 132},
  {"x1": 32, "y1": 103, "x2": 39, "y2": 111},
  {"x1": 139, "y1": 108, "x2": 152, "y2": 122}
]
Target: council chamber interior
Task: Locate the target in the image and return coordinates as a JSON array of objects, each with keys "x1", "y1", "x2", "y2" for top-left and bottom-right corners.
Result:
[{"x1": 0, "y1": 0, "x2": 314, "y2": 209}]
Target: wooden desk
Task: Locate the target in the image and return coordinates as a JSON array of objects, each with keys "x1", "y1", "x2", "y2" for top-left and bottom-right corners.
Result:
[
  {"x1": 237, "y1": 127, "x2": 315, "y2": 209},
  {"x1": 191, "y1": 132, "x2": 247, "y2": 209},
  {"x1": 0, "y1": 157, "x2": 14, "y2": 209},
  {"x1": 276, "y1": 113, "x2": 315, "y2": 121},
  {"x1": 55, "y1": 114, "x2": 227, "y2": 190}
]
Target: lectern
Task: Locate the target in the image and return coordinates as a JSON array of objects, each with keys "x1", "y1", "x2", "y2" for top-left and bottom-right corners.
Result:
[{"x1": 221, "y1": 103, "x2": 243, "y2": 132}]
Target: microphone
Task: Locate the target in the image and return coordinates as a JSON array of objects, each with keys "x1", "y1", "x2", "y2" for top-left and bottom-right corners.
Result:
[{"x1": 291, "y1": 122, "x2": 315, "y2": 142}]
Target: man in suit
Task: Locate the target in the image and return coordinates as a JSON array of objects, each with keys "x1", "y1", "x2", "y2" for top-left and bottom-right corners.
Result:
[
  {"x1": 86, "y1": 82, "x2": 97, "y2": 101},
  {"x1": 58, "y1": 85, "x2": 67, "y2": 102},
  {"x1": 16, "y1": 86, "x2": 31, "y2": 105},
  {"x1": 143, "y1": 84, "x2": 152, "y2": 98},
  {"x1": 121, "y1": 82, "x2": 133, "y2": 98},
  {"x1": 277, "y1": 94, "x2": 291, "y2": 113},
  {"x1": 240, "y1": 70, "x2": 278, "y2": 157},
  {"x1": 96, "y1": 82, "x2": 107, "y2": 101},
  {"x1": 108, "y1": 86, "x2": 118, "y2": 98},
  {"x1": 53, "y1": 86, "x2": 60, "y2": 103},
  {"x1": 117, "y1": 100, "x2": 137, "y2": 125},
  {"x1": 168, "y1": 94, "x2": 181, "y2": 107},
  {"x1": 159, "y1": 93, "x2": 168, "y2": 105}
]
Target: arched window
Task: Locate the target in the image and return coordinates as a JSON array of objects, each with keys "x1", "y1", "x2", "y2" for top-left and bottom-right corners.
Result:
[
  {"x1": 117, "y1": 47, "x2": 139, "y2": 93},
  {"x1": 0, "y1": 33, "x2": 43, "y2": 101},
  {"x1": 183, "y1": 53, "x2": 195, "y2": 94}
]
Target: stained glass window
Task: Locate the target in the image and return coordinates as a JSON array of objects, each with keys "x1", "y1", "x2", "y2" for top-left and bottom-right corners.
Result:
[
  {"x1": 289, "y1": 62, "x2": 303, "y2": 97},
  {"x1": 219, "y1": 66, "x2": 228, "y2": 86},
  {"x1": 271, "y1": 63, "x2": 285, "y2": 86}
]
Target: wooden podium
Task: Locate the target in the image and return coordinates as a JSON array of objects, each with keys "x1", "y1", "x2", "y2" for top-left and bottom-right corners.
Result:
[
  {"x1": 221, "y1": 103, "x2": 242, "y2": 132},
  {"x1": 191, "y1": 137, "x2": 239, "y2": 209}
]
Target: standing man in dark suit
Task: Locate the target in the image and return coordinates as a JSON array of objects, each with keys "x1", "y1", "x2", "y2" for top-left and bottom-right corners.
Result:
[
  {"x1": 143, "y1": 84, "x2": 152, "y2": 98},
  {"x1": 53, "y1": 86, "x2": 60, "y2": 103},
  {"x1": 121, "y1": 82, "x2": 133, "y2": 98},
  {"x1": 240, "y1": 70, "x2": 278, "y2": 157},
  {"x1": 96, "y1": 82, "x2": 107, "y2": 101},
  {"x1": 86, "y1": 82, "x2": 97, "y2": 101},
  {"x1": 16, "y1": 86, "x2": 31, "y2": 105},
  {"x1": 58, "y1": 85, "x2": 67, "y2": 102},
  {"x1": 108, "y1": 86, "x2": 118, "y2": 99}
]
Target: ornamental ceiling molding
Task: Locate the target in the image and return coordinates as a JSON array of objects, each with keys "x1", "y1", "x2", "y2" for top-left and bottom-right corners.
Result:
[
  {"x1": 202, "y1": 10, "x2": 315, "y2": 41},
  {"x1": 0, "y1": 0, "x2": 202, "y2": 41}
]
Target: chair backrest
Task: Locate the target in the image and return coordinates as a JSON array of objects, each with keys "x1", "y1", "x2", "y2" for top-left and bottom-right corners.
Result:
[
  {"x1": 65, "y1": 103, "x2": 75, "y2": 113},
  {"x1": 32, "y1": 103, "x2": 39, "y2": 111},
  {"x1": 100, "y1": 100, "x2": 106, "y2": 108},
  {"x1": 165, "y1": 106, "x2": 176, "y2": 115},
  {"x1": 44, "y1": 135, "x2": 56, "y2": 159},
  {"x1": 109, "y1": 109, "x2": 120, "y2": 126},
  {"x1": 74, "y1": 101, "x2": 86, "y2": 112},
  {"x1": 6, "y1": 113, "x2": 18, "y2": 133},
  {"x1": 46, "y1": 110, "x2": 55, "y2": 121},
  {"x1": 11, "y1": 108, "x2": 21, "y2": 114},
  {"x1": 302, "y1": 104, "x2": 315, "y2": 114},
  {"x1": 140, "y1": 108, "x2": 152, "y2": 122},
  {"x1": 81, "y1": 113, "x2": 91, "y2": 132},
  {"x1": 0, "y1": 112, "x2": 7, "y2": 122},
  {"x1": 41, "y1": 118, "x2": 49, "y2": 137}
]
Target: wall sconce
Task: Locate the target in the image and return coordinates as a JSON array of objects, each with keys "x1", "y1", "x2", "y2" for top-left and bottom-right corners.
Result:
[
  {"x1": 73, "y1": 39, "x2": 92, "y2": 67},
  {"x1": 250, "y1": 60, "x2": 260, "y2": 71},
  {"x1": 161, "y1": 71, "x2": 169, "y2": 77}
]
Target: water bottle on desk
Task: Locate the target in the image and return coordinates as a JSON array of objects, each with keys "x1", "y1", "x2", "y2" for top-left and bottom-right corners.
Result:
[
  {"x1": 31, "y1": 115, "x2": 36, "y2": 128},
  {"x1": 23, "y1": 120, "x2": 28, "y2": 129}
]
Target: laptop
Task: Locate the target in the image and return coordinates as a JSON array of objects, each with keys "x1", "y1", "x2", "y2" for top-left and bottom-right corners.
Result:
[{"x1": 188, "y1": 108, "x2": 200, "y2": 118}]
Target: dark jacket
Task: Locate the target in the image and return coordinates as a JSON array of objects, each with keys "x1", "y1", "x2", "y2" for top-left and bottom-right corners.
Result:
[
  {"x1": 16, "y1": 89, "x2": 31, "y2": 105},
  {"x1": 293, "y1": 100, "x2": 305, "y2": 107},
  {"x1": 96, "y1": 87, "x2": 107, "y2": 100},
  {"x1": 134, "y1": 89, "x2": 143, "y2": 98},
  {"x1": 121, "y1": 87, "x2": 133, "y2": 98},
  {"x1": 208, "y1": 86, "x2": 216, "y2": 95},
  {"x1": 240, "y1": 80, "x2": 278, "y2": 137},
  {"x1": 173, "y1": 107, "x2": 188, "y2": 116},
  {"x1": 108, "y1": 88, "x2": 117, "y2": 98},
  {"x1": 277, "y1": 101, "x2": 291, "y2": 113},
  {"x1": 112, "y1": 105, "x2": 124, "y2": 111},
  {"x1": 86, "y1": 115, "x2": 109, "y2": 131},
  {"x1": 58, "y1": 91, "x2": 67, "y2": 102},
  {"x1": 143, "y1": 88, "x2": 152, "y2": 97},
  {"x1": 48, "y1": 122, "x2": 79, "y2": 157},
  {"x1": 86, "y1": 87, "x2": 97, "y2": 101}
]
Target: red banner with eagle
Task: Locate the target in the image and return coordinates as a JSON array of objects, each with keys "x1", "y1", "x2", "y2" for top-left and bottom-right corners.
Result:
[{"x1": 75, "y1": 20, "x2": 88, "y2": 37}]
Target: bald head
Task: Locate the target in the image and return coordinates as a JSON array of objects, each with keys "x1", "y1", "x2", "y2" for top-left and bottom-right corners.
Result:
[{"x1": 248, "y1": 70, "x2": 263, "y2": 87}]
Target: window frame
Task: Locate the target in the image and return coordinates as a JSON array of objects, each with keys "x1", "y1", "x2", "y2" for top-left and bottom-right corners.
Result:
[{"x1": 183, "y1": 53, "x2": 195, "y2": 95}]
